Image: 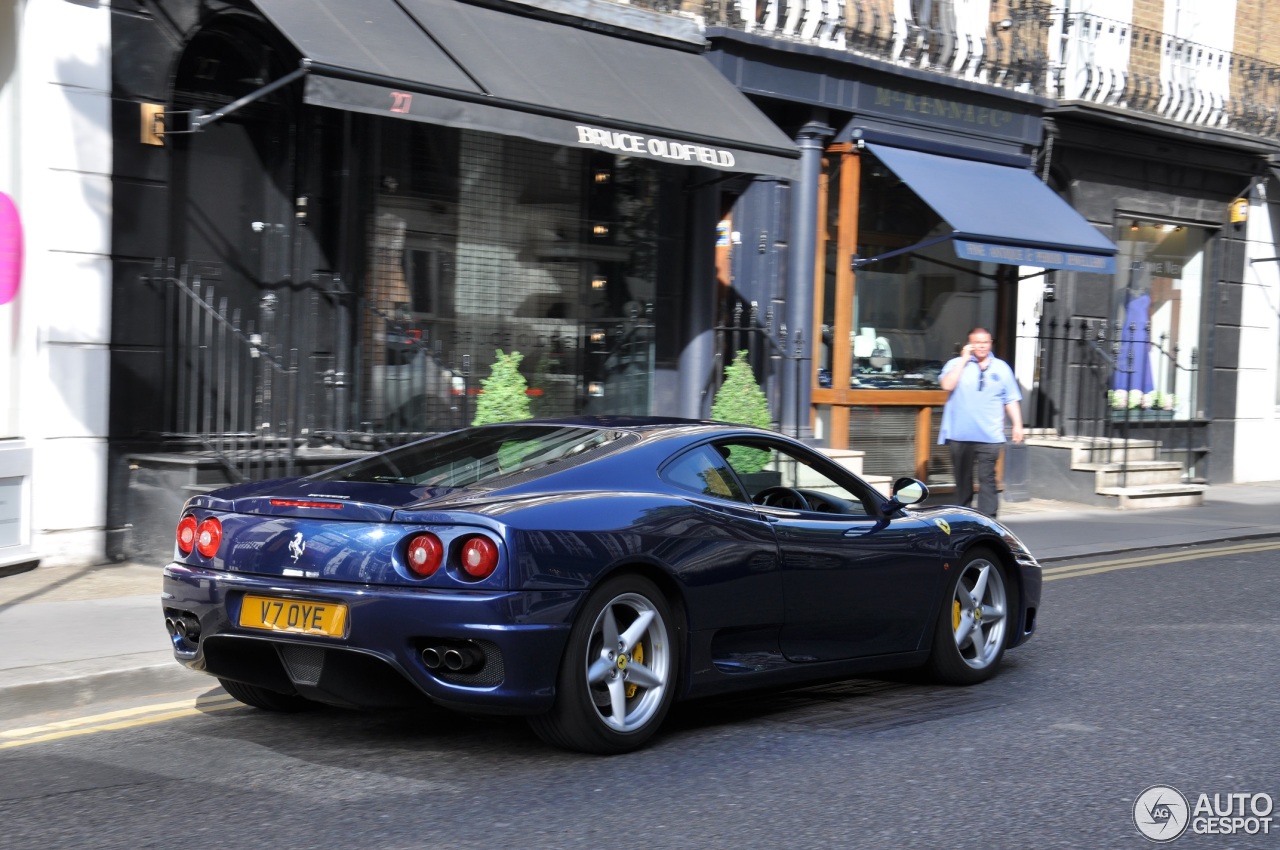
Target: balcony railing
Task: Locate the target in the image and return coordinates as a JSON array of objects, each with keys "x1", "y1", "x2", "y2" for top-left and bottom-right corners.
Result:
[
  {"x1": 1049, "y1": 11, "x2": 1280, "y2": 137},
  {"x1": 682, "y1": 0, "x2": 1053, "y2": 92},
  {"x1": 617, "y1": 0, "x2": 1280, "y2": 141}
]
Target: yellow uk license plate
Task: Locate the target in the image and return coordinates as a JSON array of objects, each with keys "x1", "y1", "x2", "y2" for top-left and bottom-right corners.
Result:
[{"x1": 239, "y1": 595, "x2": 348, "y2": 638}]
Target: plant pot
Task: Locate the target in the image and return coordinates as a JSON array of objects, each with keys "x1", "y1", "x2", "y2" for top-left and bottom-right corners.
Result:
[{"x1": 1110, "y1": 409, "x2": 1175, "y2": 422}]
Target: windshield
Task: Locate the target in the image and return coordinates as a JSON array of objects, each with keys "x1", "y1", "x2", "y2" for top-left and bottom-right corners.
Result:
[{"x1": 315, "y1": 425, "x2": 621, "y2": 488}]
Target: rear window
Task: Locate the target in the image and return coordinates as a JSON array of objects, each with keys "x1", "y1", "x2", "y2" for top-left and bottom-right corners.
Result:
[
  {"x1": 662, "y1": 445, "x2": 748, "y2": 503},
  {"x1": 315, "y1": 425, "x2": 624, "y2": 488}
]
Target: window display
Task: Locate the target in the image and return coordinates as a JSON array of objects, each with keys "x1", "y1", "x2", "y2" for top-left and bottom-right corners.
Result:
[
  {"x1": 819, "y1": 151, "x2": 998, "y2": 390},
  {"x1": 1111, "y1": 220, "x2": 1206, "y2": 419}
]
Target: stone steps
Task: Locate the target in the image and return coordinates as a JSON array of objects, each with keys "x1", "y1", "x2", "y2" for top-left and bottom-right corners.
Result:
[
  {"x1": 817, "y1": 447, "x2": 894, "y2": 495},
  {"x1": 1024, "y1": 430, "x2": 1204, "y2": 509},
  {"x1": 1095, "y1": 483, "x2": 1208, "y2": 509}
]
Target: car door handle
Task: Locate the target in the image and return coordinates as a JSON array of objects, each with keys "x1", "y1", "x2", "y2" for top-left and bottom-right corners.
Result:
[
  {"x1": 754, "y1": 507, "x2": 798, "y2": 521},
  {"x1": 844, "y1": 520, "x2": 888, "y2": 537}
]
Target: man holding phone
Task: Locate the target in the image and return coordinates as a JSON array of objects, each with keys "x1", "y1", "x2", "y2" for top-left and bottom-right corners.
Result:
[{"x1": 937, "y1": 327, "x2": 1024, "y2": 518}]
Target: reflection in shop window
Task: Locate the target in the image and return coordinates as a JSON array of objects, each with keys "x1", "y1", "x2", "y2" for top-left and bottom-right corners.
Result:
[{"x1": 362, "y1": 120, "x2": 662, "y2": 434}]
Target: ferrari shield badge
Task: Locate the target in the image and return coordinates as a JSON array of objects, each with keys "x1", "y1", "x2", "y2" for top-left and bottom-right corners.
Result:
[{"x1": 933, "y1": 518, "x2": 951, "y2": 535}]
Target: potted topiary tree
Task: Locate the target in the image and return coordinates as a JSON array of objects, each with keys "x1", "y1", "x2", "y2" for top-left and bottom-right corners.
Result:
[
  {"x1": 472, "y1": 349, "x2": 532, "y2": 426},
  {"x1": 710, "y1": 350, "x2": 774, "y2": 480}
]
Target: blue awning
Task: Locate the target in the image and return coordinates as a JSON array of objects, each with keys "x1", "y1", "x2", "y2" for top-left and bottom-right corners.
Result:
[{"x1": 864, "y1": 144, "x2": 1117, "y2": 274}]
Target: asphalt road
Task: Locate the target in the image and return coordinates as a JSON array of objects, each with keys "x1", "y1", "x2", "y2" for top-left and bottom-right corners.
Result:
[{"x1": 3, "y1": 540, "x2": 1279, "y2": 850}]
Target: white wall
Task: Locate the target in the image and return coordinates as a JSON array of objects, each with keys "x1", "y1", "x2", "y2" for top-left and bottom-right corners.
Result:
[
  {"x1": 1233, "y1": 180, "x2": 1280, "y2": 483},
  {"x1": 14, "y1": 0, "x2": 113, "y2": 566},
  {"x1": 0, "y1": 0, "x2": 34, "y2": 566}
]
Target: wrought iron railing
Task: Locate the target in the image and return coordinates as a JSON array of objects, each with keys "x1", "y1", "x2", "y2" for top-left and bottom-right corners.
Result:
[
  {"x1": 712, "y1": 297, "x2": 809, "y2": 438},
  {"x1": 619, "y1": 0, "x2": 1279, "y2": 142},
  {"x1": 148, "y1": 259, "x2": 302, "y2": 484},
  {"x1": 1019, "y1": 316, "x2": 1204, "y2": 485},
  {"x1": 692, "y1": 0, "x2": 1054, "y2": 93},
  {"x1": 1050, "y1": 11, "x2": 1280, "y2": 137},
  {"x1": 147, "y1": 259, "x2": 664, "y2": 482}
]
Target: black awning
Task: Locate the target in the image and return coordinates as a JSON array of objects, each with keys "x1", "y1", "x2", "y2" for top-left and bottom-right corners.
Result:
[
  {"x1": 859, "y1": 144, "x2": 1118, "y2": 274},
  {"x1": 252, "y1": 0, "x2": 800, "y2": 179}
]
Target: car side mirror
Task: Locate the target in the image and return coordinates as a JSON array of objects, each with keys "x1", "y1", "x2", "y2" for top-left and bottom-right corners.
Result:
[{"x1": 883, "y1": 477, "x2": 929, "y2": 513}]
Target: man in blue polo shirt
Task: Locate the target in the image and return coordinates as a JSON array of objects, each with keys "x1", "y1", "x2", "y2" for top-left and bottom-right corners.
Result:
[{"x1": 938, "y1": 327, "x2": 1024, "y2": 518}]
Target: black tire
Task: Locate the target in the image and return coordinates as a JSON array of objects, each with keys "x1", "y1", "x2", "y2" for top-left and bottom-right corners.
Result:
[
  {"x1": 528, "y1": 574, "x2": 679, "y2": 754},
  {"x1": 218, "y1": 678, "x2": 315, "y2": 712},
  {"x1": 925, "y1": 548, "x2": 1017, "y2": 685}
]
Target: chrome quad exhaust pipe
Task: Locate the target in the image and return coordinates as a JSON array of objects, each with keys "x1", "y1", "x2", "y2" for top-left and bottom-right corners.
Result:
[{"x1": 422, "y1": 642, "x2": 483, "y2": 673}]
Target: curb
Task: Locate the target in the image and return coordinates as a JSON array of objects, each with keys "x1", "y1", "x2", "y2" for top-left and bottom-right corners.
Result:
[
  {"x1": 0, "y1": 559, "x2": 39, "y2": 580},
  {"x1": 1030, "y1": 531, "x2": 1280, "y2": 564},
  {"x1": 0, "y1": 661, "x2": 212, "y2": 725}
]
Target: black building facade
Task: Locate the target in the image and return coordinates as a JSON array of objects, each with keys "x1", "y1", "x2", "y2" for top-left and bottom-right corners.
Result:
[{"x1": 107, "y1": 0, "x2": 800, "y2": 559}]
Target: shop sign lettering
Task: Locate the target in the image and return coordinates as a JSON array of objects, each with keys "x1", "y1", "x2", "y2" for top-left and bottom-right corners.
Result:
[
  {"x1": 1130, "y1": 260, "x2": 1184, "y2": 277},
  {"x1": 575, "y1": 125, "x2": 736, "y2": 167},
  {"x1": 873, "y1": 87, "x2": 1015, "y2": 128},
  {"x1": 955, "y1": 240, "x2": 1116, "y2": 273}
]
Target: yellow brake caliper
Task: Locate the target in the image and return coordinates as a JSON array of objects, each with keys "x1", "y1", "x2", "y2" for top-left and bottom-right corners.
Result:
[
  {"x1": 953, "y1": 599, "x2": 961, "y2": 634},
  {"x1": 625, "y1": 642, "x2": 643, "y2": 699}
]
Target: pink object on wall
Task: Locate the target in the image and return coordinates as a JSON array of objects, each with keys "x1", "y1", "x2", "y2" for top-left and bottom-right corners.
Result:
[{"x1": 0, "y1": 192, "x2": 23, "y2": 305}]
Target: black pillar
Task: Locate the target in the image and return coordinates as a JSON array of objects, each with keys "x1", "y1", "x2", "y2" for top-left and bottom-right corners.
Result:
[
  {"x1": 678, "y1": 180, "x2": 720, "y2": 419},
  {"x1": 779, "y1": 119, "x2": 832, "y2": 440}
]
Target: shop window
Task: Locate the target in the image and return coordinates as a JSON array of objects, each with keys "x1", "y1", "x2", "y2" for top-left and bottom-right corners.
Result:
[
  {"x1": 362, "y1": 120, "x2": 663, "y2": 433},
  {"x1": 814, "y1": 146, "x2": 1009, "y2": 481},
  {"x1": 1112, "y1": 220, "x2": 1208, "y2": 419},
  {"x1": 852, "y1": 155, "x2": 998, "y2": 389}
]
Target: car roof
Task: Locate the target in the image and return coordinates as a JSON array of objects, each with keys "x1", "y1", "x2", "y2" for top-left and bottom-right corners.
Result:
[
  {"x1": 500, "y1": 416, "x2": 786, "y2": 450},
  {"x1": 513, "y1": 415, "x2": 770, "y2": 436}
]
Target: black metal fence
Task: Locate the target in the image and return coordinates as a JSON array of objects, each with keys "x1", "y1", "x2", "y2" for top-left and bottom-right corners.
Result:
[
  {"x1": 147, "y1": 260, "x2": 663, "y2": 483},
  {"x1": 712, "y1": 298, "x2": 809, "y2": 438},
  {"x1": 157, "y1": 259, "x2": 302, "y2": 483},
  {"x1": 147, "y1": 260, "x2": 479, "y2": 483},
  {"x1": 1019, "y1": 316, "x2": 1205, "y2": 484}
]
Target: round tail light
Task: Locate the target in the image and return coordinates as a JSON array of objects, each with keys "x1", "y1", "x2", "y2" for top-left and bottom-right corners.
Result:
[
  {"x1": 406, "y1": 533, "x2": 444, "y2": 578},
  {"x1": 176, "y1": 515, "x2": 198, "y2": 555},
  {"x1": 460, "y1": 536, "x2": 499, "y2": 579},
  {"x1": 195, "y1": 517, "x2": 223, "y2": 558}
]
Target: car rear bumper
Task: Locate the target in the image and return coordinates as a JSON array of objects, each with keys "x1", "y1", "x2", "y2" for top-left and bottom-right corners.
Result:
[{"x1": 162, "y1": 563, "x2": 579, "y2": 715}]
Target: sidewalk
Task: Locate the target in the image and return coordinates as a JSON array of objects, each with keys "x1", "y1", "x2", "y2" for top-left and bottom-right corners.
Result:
[{"x1": 3, "y1": 480, "x2": 1280, "y2": 722}]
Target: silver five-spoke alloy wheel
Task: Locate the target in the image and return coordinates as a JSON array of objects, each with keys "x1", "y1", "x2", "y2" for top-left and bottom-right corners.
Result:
[
  {"x1": 584, "y1": 591, "x2": 672, "y2": 733},
  {"x1": 951, "y1": 556, "x2": 1008, "y2": 670}
]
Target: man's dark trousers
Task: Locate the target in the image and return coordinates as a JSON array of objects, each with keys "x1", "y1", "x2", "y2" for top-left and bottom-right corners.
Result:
[{"x1": 947, "y1": 439, "x2": 1003, "y2": 517}]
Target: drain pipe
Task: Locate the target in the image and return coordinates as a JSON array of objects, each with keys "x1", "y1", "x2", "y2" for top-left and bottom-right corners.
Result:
[{"x1": 780, "y1": 118, "x2": 831, "y2": 441}]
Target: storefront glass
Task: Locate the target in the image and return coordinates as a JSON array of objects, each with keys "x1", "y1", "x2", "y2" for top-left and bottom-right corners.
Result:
[
  {"x1": 1112, "y1": 219, "x2": 1207, "y2": 419},
  {"x1": 837, "y1": 151, "x2": 998, "y2": 390},
  {"x1": 364, "y1": 121, "x2": 661, "y2": 432},
  {"x1": 815, "y1": 147, "x2": 1004, "y2": 480}
]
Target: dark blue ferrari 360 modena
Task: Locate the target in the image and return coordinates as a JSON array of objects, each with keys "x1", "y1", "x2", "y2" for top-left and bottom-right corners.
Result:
[{"x1": 162, "y1": 417, "x2": 1041, "y2": 753}]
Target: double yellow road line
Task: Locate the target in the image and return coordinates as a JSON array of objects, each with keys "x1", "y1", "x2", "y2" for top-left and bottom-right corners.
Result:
[
  {"x1": 5, "y1": 538, "x2": 1278, "y2": 749},
  {"x1": 1043, "y1": 538, "x2": 1280, "y2": 582},
  {"x1": 0, "y1": 692, "x2": 241, "y2": 750}
]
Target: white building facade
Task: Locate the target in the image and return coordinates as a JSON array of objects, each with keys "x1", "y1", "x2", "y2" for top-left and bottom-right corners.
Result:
[{"x1": 0, "y1": 0, "x2": 112, "y2": 569}]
